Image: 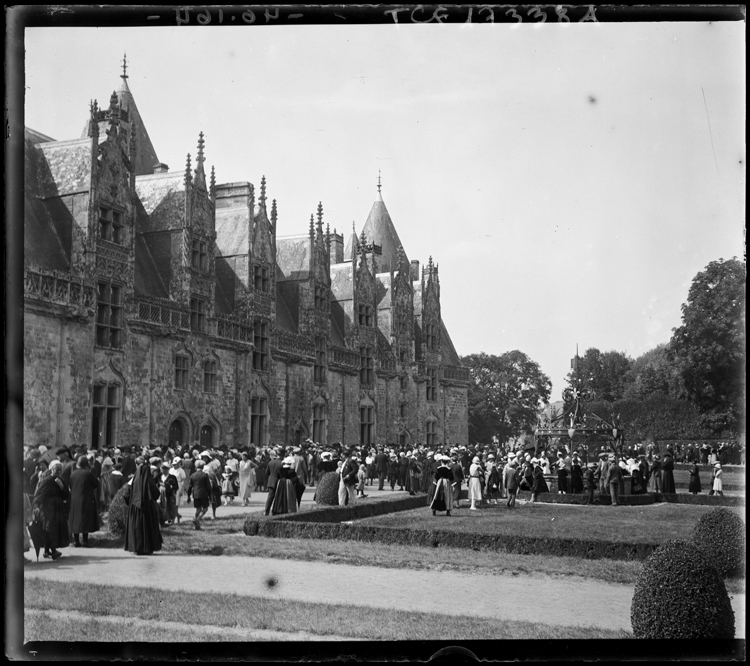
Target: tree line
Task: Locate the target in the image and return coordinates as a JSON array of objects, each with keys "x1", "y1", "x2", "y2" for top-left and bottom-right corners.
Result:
[{"x1": 462, "y1": 257, "x2": 746, "y2": 443}]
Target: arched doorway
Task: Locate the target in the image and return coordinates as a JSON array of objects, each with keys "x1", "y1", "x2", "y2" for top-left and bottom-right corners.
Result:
[
  {"x1": 169, "y1": 417, "x2": 188, "y2": 447},
  {"x1": 200, "y1": 424, "x2": 214, "y2": 449}
]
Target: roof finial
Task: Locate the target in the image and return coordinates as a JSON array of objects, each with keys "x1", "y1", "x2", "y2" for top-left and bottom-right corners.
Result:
[
  {"x1": 377, "y1": 169, "x2": 381, "y2": 193},
  {"x1": 197, "y1": 132, "x2": 205, "y2": 164},
  {"x1": 309, "y1": 213, "x2": 315, "y2": 238},
  {"x1": 184, "y1": 153, "x2": 192, "y2": 187},
  {"x1": 260, "y1": 175, "x2": 267, "y2": 208},
  {"x1": 271, "y1": 199, "x2": 277, "y2": 226},
  {"x1": 317, "y1": 202, "x2": 324, "y2": 232},
  {"x1": 121, "y1": 52, "x2": 128, "y2": 80},
  {"x1": 210, "y1": 165, "x2": 216, "y2": 199}
]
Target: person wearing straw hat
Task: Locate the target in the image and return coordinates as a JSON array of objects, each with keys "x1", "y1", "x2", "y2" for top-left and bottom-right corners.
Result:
[
  {"x1": 430, "y1": 455, "x2": 453, "y2": 516},
  {"x1": 468, "y1": 456, "x2": 483, "y2": 510},
  {"x1": 711, "y1": 463, "x2": 723, "y2": 496}
]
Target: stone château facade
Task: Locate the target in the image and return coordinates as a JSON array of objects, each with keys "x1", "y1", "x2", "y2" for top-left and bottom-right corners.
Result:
[{"x1": 23, "y1": 64, "x2": 469, "y2": 452}]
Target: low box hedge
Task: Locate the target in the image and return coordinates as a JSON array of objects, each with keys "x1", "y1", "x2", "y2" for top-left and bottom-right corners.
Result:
[
  {"x1": 243, "y1": 517, "x2": 660, "y2": 561},
  {"x1": 514, "y1": 491, "x2": 655, "y2": 506},
  {"x1": 655, "y1": 493, "x2": 745, "y2": 507},
  {"x1": 273, "y1": 494, "x2": 429, "y2": 523}
]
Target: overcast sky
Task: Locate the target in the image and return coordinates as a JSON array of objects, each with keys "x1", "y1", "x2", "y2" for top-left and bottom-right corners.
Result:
[{"x1": 24, "y1": 21, "x2": 745, "y2": 399}]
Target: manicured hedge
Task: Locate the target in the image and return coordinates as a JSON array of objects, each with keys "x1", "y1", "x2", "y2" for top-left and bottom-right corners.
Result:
[
  {"x1": 631, "y1": 540, "x2": 734, "y2": 639},
  {"x1": 692, "y1": 508, "x2": 746, "y2": 578},
  {"x1": 313, "y1": 471, "x2": 340, "y2": 506},
  {"x1": 107, "y1": 484, "x2": 130, "y2": 538},
  {"x1": 514, "y1": 491, "x2": 655, "y2": 506},
  {"x1": 243, "y1": 517, "x2": 660, "y2": 561},
  {"x1": 655, "y1": 493, "x2": 744, "y2": 507}
]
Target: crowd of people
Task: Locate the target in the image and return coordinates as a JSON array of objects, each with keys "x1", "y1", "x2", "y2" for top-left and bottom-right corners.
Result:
[{"x1": 22, "y1": 435, "x2": 740, "y2": 559}]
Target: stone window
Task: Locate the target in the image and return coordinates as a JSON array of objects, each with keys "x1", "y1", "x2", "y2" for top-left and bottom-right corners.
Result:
[
  {"x1": 99, "y1": 205, "x2": 123, "y2": 244},
  {"x1": 360, "y1": 404, "x2": 374, "y2": 446},
  {"x1": 399, "y1": 375, "x2": 408, "y2": 391},
  {"x1": 399, "y1": 348, "x2": 408, "y2": 364},
  {"x1": 426, "y1": 420, "x2": 437, "y2": 449},
  {"x1": 425, "y1": 323, "x2": 438, "y2": 351},
  {"x1": 399, "y1": 403, "x2": 407, "y2": 419},
  {"x1": 359, "y1": 346, "x2": 374, "y2": 386},
  {"x1": 358, "y1": 304, "x2": 373, "y2": 327},
  {"x1": 314, "y1": 285, "x2": 327, "y2": 311},
  {"x1": 314, "y1": 337, "x2": 327, "y2": 384},
  {"x1": 190, "y1": 296, "x2": 207, "y2": 333},
  {"x1": 192, "y1": 238, "x2": 208, "y2": 271},
  {"x1": 397, "y1": 308, "x2": 409, "y2": 335},
  {"x1": 426, "y1": 368, "x2": 438, "y2": 402},
  {"x1": 250, "y1": 396, "x2": 267, "y2": 446},
  {"x1": 203, "y1": 359, "x2": 217, "y2": 393},
  {"x1": 174, "y1": 354, "x2": 190, "y2": 390},
  {"x1": 312, "y1": 402, "x2": 326, "y2": 444},
  {"x1": 253, "y1": 320, "x2": 269, "y2": 371},
  {"x1": 253, "y1": 265, "x2": 270, "y2": 293},
  {"x1": 92, "y1": 382, "x2": 119, "y2": 449},
  {"x1": 200, "y1": 424, "x2": 215, "y2": 449},
  {"x1": 96, "y1": 281, "x2": 123, "y2": 349}
]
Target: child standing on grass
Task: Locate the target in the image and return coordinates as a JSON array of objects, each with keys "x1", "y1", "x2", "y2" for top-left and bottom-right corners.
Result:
[
  {"x1": 356, "y1": 458, "x2": 368, "y2": 498},
  {"x1": 221, "y1": 465, "x2": 236, "y2": 506}
]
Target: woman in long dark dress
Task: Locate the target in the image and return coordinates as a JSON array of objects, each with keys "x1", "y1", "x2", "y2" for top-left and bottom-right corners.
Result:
[
  {"x1": 530, "y1": 459, "x2": 548, "y2": 503},
  {"x1": 68, "y1": 456, "x2": 100, "y2": 547},
  {"x1": 32, "y1": 460, "x2": 70, "y2": 560},
  {"x1": 661, "y1": 452, "x2": 676, "y2": 494},
  {"x1": 688, "y1": 461, "x2": 702, "y2": 494},
  {"x1": 569, "y1": 456, "x2": 584, "y2": 494},
  {"x1": 430, "y1": 455, "x2": 453, "y2": 516},
  {"x1": 270, "y1": 457, "x2": 300, "y2": 515},
  {"x1": 407, "y1": 453, "x2": 422, "y2": 496},
  {"x1": 124, "y1": 461, "x2": 163, "y2": 555}
]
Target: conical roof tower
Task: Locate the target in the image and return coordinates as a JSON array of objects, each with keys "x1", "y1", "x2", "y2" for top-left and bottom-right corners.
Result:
[{"x1": 361, "y1": 172, "x2": 409, "y2": 272}]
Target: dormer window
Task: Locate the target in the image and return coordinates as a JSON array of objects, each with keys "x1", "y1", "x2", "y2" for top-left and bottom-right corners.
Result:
[
  {"x1": 99, "y1": 206, "x2": 123, "y2": 244},
  {"x1": 254, "y1": 265, "x2": 270, "y2": 293},
  {"x1": 190, "y1": 296, "x2": 207, "y2": 333},
  {"x1": 425, "y1": 323, "x2": 438, "y2": 351},
  {"x1": 192, "y1": 238, "x2": 208, "y2": 271},
  {"x1": 314, "y1": 285, "x2": 327, "y2": 311},
  {"x1": 358, "y1": 304, "x2": 373, "y2": 327}
]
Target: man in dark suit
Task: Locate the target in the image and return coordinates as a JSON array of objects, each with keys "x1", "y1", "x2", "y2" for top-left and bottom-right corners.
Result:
[
  {"x1": 375, "y1": 447, "x2": 389, "y2": 491},
  {"x1": 264, "y1": 449, "x2": 284, "y2": 516},
  {"x1": 56, "y1": 448, "x2": 76, "y2": 487},
  {"x1": 121, "y1": 449, "x2": 137, "y2": 481},
  {"x1": 450, "y1": 453, "x2": 465, "y2": 508},
  {"x1": 187, "y1": 459, "x2": 212, "y2": 529},
  {"x1": 338, "y1": 450, "x2": 358, "y2": 506}
]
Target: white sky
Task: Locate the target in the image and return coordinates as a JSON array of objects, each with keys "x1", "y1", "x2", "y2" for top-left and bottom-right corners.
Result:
[{"x1": 24, "y1": 22, "x2": 745, "y2": 399}]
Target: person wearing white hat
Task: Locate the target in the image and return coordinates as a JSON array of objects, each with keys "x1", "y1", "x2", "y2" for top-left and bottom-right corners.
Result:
[
  {"x1": 430, "y1": 455, "x2": 453, "y2": 516},
  {"x1": 468, "y1": 457, "x2": 483, "y2": 510},
  {"x1": 169, "y1": 457, "x2": 187, "y2": 508},
  {"x1": 711, "y1": 463, "x2": 723, "y2": 496},
  {"x1": 407, "y1": 452, "x2": 421, "y2": 496}
]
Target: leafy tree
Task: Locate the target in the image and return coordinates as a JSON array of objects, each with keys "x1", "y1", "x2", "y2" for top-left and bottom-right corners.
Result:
[
  {"x1": 461, "y1": 351, "x2": 552, "y2": 444},
  {"x1": 567, "y1": 348, "x2": 633, "y2": 402},
  {"x1": 624, "y1": 344, "x2": 684, "y2": 400},
  {"x1": 669, "y1": 258, "x2": 746, "y2": 434}
]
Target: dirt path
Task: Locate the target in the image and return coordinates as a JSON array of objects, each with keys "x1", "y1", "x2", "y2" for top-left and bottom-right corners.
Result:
[{"x1": 23, "y1": 547, "x2": 744, "y2": 636}]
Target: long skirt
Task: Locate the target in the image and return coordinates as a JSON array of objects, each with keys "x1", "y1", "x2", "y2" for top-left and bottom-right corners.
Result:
[
  {"x1": 688, "y1": 473, "x2": 701, "y2": 494},
  {"x1": 239, "y1": 468, "x2": 255, "y2": 500},
  {"x1": 271, "y1": 479, "x2": 298, "y2": 515},
  {"x1": 430, "y1": 478, "x2": 453, "y2": 513},
  {"x1": 408, "y1": 471, "x2": 420, "y2": 494},
  {"x1": 23, "y1": 494, "x2": 32, "y2": 552},
  {"x1": 713, "y1": 475, "x2": 723, "y2": 492},
  {"x1": 124, "y1": 502, "x2": 163, "y2": 555},
  {"x1": 468, "y1": 477, "x2": 483, "y2": 501}
]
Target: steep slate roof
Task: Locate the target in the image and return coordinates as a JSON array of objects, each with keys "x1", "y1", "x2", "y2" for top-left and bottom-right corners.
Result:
[
  {"x1": 361, "y1": 190, "x2": 409, "y2": 272},
  {"x1": 440, "y1": 319, "x2": 461, "y2": 366},
  {"x1": 24, "y1": 130, "x2": 70, "y2": 271},
  {"x1": 275, "y1": 282, "x2": 298, "y2": 333},
  {"x1": 375, "y1": 273, "x2": 392, "y2": 309},
  {"x1": 343, "y1": 226, "x2": 359, "y2": 261},
  {"x1": 276, "y1": 235, "x2": 310, "y2": 281},
  {"x1": 35, "y1": 138, "x2": 91, "y2": 198},
  {"x1": 133, "y1": 233, "x2": 168, "y2": 299},
  {"x1": 135, "y1": 172, "x2": 186, "y2": 229}
]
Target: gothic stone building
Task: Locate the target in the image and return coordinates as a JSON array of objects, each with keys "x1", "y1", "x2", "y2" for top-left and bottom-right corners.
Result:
[{"x1": 23, "y1": 68, "x2": 469, "y2": 453}]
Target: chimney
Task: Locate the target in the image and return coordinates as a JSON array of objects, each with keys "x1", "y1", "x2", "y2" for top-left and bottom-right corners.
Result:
[
  {"x1": 410, "y1": 259, "x2": 420, "y2": 282},
  {"x1": 328, "y1": 231, "x2": 344, "y2": 264},
  {"x1": 153, "y1": 162, "x2": 169, "y2": 174}
]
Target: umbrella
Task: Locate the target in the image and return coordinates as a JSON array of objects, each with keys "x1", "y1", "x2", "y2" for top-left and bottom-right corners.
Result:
[{"x1": 27, "y1": 519, "x2": 45, "y2": 561}]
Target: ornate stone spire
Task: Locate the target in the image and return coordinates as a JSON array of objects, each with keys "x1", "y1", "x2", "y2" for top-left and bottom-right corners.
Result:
[
  {"x1": 259, "y1": 175, "x2": 267, "y2": 209},
  {"x1": 193, "y1": 132, "x2": 206, "y2": 190},
  {"x1": 121, "y1": 52, "x2": 128, "y2": 80},
  {"x1": 88, "y1": 99, "x2": 99, "y2": 139},
  {"x1": 309, "y1": 213, "x2": 315, "y2": 239},
  {"x1": 107, "y1": 91, "x2": 120, "y2": 134},
  {"x1": 184, "y1": 153, "x2": 192, "y2": 188},
  {"x1": 210, "y1": 165, "x2": 216, "y2": 200},
  {"x1": 196, "y1": 131, "x2": 205, "y2": 165},
  {"x1": 270, "y1": 199, "x2": 277, "y2": 227},
  {"x1": 377, "y1": 169, "x2": 381, "y2": 193},
  {"x1": 316, "y1": 202, "x2": 324, "y2": 236}
]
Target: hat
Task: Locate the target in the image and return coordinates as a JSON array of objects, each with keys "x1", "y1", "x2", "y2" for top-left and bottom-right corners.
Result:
[
  {"x1": 172, "y1": 457, "x2": 183, "y2": 466},
  {"x1": 77, "y1": 455, "x2": 89, "y2": 467},
  {"x1": 321, "y1": 452, "x2": 332, "y2": 460},
  {"x1": 282, "y1": 456, "x2": 295, "y2": 467},
  {"x1": 400, "y1": 452, "x2": 405, "y2": 457},
  {"x1": 472, "y1": 456, "x2": 480, "y2": 464},
  {"x1": 714, "y1": 463, "x2": 721, "y2": 469},
  {"x1": 49, "y1": 459, "x2": 63, "y2": 471},
  {"x1": 488, "y1": 454, "x2": 495, "y2": 459},
  {"x1": 200, "y1": 450, "x2": 211, "y2": 458},
  {"x1": 161, "y1": 463, "x2": 170, "y2": 470},
  {"x1": 38, "y1": 445, "x2": 48, "y2": 454}
]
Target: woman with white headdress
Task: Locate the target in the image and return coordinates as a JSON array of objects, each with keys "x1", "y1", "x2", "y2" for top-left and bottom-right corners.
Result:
[
  {"x1": 711, "y1": 463, "x2": 723, "y2": 496},
  {"x1": 468, "y1": 457, "x2": 483, "y2": 510},
  {"x1": 270, "y1": 456, "x2": 300, "y2": 515},
  {"x1": 430, "y1": 455, "x2": 453, "y2": 516}
]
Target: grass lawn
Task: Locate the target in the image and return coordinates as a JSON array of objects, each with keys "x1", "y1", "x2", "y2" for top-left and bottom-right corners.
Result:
[
  {"x1": 357, "y1": 502, "x2": 745, "y2": 544},
  {"x1": 24, "y1": 579, "x2": 632, "y2": 641}
]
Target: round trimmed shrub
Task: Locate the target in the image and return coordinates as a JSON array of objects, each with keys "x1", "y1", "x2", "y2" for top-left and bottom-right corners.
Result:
[
  {"x1": 630, "y1": 540, "x2": 734, "y2": 639},
  {"x1": 692, "y1": 507, "x2": 746, "y2": 578},
  {"x1": 314, "y1": 472, "x2": 340, "y2": 506},
  {"x1": 107, "y1": 484, "x2": 131, "y2": 538}
]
